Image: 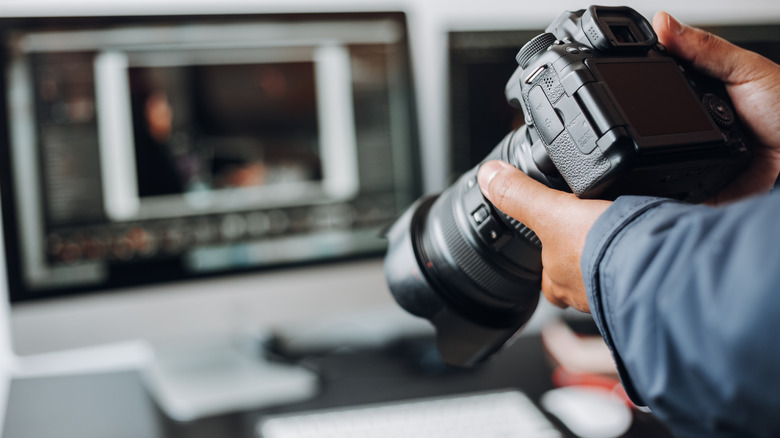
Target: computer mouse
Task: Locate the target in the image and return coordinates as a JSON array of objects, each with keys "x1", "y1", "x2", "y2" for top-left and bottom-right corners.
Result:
[{"x1": 540, "y1": 386, "x2": 632, "y2": 438}]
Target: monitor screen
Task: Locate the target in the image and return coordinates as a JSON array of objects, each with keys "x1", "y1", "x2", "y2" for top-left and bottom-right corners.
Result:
[{"x1": 1, "y1": 12, "x2": 420, "y2": 301}]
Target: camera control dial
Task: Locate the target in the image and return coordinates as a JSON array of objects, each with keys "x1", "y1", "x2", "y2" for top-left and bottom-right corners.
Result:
[
  {"x1": 702, "y1": 93, "x2": 735, "y2": 128},
  {"x1": 516, "y1": 32, "x2": 556, "y2": 69}
]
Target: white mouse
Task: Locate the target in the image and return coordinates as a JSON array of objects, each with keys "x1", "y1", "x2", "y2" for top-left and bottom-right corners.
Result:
[{"x1": 540, "y1": 386, "x2": 633, "y2": 438}]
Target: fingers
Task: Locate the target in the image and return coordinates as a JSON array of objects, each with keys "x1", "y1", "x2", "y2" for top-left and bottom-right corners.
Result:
[
  {"x1": 653, "y1": 11, "x2": 780, "y2": 202},
  {"x1": 478, "y1": 160, "x2": 610, "y2": 238},
  {"x1": 652, "y1": 11, "x2": 763, "y2": 85},
  {"x1": 477, "y1": 160, "x2": 567, "y2": 236},
  {"x1": 478, "y1": 160, "x2": 608, "y2": 313}
]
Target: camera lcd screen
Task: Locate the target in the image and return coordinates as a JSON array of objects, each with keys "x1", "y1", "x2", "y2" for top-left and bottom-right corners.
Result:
[{"x1": 592, "y1": 59, "x2": 714, "y2": 138}]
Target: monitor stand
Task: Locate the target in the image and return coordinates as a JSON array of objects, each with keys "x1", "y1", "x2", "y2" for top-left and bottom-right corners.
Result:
[{"x1": 143, "y1": 334, "x2": 319, "y2": 421}]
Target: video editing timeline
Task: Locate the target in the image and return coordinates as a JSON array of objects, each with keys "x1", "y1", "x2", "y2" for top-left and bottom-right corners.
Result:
[{"x1": 2, "y1": 13, "x2": 419, "y2": 298}]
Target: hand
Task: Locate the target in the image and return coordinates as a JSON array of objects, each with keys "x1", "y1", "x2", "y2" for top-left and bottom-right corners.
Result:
[
  {"x1": 653, "y1": 11, "x2": 780, "y2": 204},
  {"x1": 477, "y1": 160, "x2": 610, "y2": 312},
  {"x1": 477, "y1": 16, "x2": 780, "y2": 310}
]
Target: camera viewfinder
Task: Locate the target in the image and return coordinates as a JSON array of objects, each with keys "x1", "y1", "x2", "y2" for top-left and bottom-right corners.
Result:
[
  {"x1": 610, "y1": 25, "x2": 637, "y2": 43},
  {"x1": 585, "y1": 6, "x2": 656, "y2": 51}
]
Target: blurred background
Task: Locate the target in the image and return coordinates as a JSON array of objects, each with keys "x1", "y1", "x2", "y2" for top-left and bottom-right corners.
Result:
[{"x1": 0, "y1": 0, "x2": 778, "y2": 436}]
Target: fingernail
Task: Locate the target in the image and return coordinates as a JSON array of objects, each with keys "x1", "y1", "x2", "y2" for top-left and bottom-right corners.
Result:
[
  {"x1": 477, "y1": 160, "x2": 508, "y2": 196},
  {"x1": 667, "y1": 13, "x2": 684, "y2": 35}
]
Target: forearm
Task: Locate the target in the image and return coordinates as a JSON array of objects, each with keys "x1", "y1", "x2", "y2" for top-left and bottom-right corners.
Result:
[{"x1": 582, "y1": 192, "x2": 780, "y2": 438}]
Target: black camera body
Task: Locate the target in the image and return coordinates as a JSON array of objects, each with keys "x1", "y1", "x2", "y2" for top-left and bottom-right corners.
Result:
[
  {"x1": 384, "y1": 6, "x2": 750, "y2": 367},
  {"x1": 510, "y1": 6, "x2": 749, "y2": 200}
]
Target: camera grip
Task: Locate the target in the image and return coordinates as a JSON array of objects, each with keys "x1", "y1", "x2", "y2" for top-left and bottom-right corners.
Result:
[{"x1": 545, "y1": 133, "x2": 611, "y2": 197}]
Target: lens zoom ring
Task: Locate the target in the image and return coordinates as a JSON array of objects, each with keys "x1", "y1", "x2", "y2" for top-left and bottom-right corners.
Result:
[{"x1": 437, "y1": 191, "x2": 530, "y2": 301}]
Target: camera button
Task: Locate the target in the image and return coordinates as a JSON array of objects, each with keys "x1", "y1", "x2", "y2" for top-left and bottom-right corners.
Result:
[
  {"x1": 472, "y1": 205, "x2": 490, "y2": 224},
  {"x1": 524, "y1": 65, "x2": 547, "y2": 84},
  {"x1": 478, "y1": 219, "x2": 504, "y2": 244},
  {"x1": 565, "y1": 47, "x2": 580, "y2": 55}
]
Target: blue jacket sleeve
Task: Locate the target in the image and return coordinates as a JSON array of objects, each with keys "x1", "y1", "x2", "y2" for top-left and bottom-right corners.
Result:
[{"x1": 581, "y1": 191, "x2": 780, "y2": 438}]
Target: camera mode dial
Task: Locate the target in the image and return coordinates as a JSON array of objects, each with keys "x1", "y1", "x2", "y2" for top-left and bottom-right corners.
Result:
[{"x1": 516, "y1": 32, "x2": 557, "y2": 69}]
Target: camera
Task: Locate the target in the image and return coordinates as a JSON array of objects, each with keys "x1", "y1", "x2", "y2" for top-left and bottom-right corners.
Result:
[{"x1": 384, "y1": 6, "x2": 751, "y2": 367}]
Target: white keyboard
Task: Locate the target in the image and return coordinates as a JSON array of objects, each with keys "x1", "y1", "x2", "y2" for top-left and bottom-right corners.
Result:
[{"x1": 257, "y1": 390, "x2": 561, "y2": 438}]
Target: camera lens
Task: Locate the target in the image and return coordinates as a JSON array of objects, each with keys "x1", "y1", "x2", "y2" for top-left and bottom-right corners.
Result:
[{"x1": 384, "y1": 126, "x2": 549, "y2": 366}]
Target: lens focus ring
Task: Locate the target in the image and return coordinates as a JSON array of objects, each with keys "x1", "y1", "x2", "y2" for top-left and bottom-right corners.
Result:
[
  {"x1": 433, "y1": 189, "x2": 538, "y2": 303},
  {"x1": 501, "y1": 214, "x2": 542, "y2": 249}
]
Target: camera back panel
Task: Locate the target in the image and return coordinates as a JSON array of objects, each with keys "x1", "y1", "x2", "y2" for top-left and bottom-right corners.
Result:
[
  {"x1": 448, "y1": 23, "x2": 780, "y2": 198},
  {"x1": 512, "y1": 6, "x2": 751, "y2": 201}
]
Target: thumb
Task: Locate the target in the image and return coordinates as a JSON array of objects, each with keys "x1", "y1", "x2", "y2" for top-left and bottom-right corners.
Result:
[
  {"x1": 477, "y1": 160, "x2": 568, "y2": 237},
  {"x1": 478, "y1": 160, "x2": 611, "y2": 240},
  {"x1": 652, "y1": 11, "x2": 761, "y2": 85}
]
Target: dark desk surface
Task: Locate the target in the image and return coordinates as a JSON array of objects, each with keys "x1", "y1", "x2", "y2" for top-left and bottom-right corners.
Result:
[{"x1": 2, "y1": 335, "x2": 674, "y2": 438}]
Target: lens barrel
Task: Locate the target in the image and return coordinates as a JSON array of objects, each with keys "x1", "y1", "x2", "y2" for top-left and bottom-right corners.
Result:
[{"x1": 384, "y1": 126, "x2": 547, "y2": 366}]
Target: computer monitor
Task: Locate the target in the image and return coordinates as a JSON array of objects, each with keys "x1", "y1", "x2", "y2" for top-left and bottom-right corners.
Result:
[
  {"x1": 2, "y1": 11, "x2": 419, "y2": 300},
  {"x1": 0, "y1": 10, "x2": 421, "y2": 419}
]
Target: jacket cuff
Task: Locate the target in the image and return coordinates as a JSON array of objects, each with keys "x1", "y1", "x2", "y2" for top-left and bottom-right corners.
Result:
[{"x1": 580, "y1": 195, "x2": 672, "y2": 406}]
